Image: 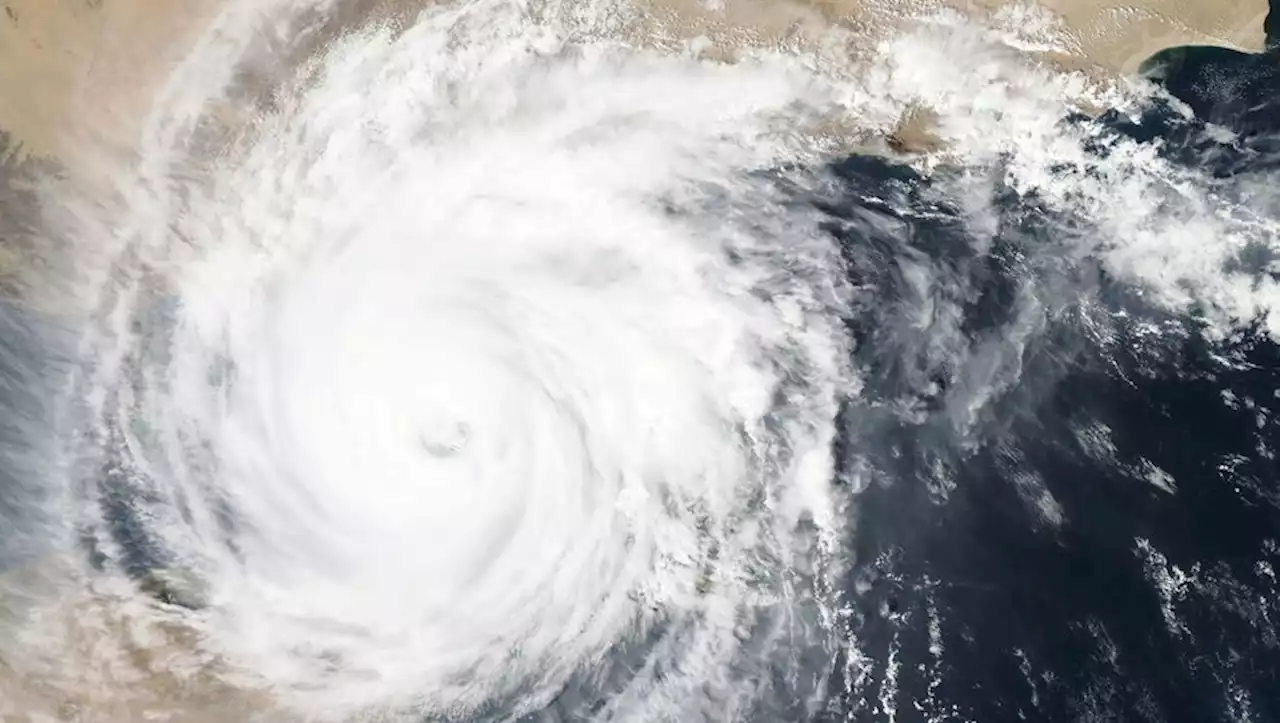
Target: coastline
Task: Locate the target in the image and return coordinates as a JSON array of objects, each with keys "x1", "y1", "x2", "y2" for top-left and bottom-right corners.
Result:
[{"x1": 0, "y1": 0, "x2": 1267, "y2": 165}]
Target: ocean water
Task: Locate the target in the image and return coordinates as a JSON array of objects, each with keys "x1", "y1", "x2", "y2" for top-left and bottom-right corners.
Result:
[
  {"x1": 0, "y1": 0, "x2": 1278, "y2": 720},
  {"x1": 824, "y1": 145, "x2": 1280, "y2": 722},
  {"x1": 825, "y1": 27, "x2": 1280, "y2": 720}
]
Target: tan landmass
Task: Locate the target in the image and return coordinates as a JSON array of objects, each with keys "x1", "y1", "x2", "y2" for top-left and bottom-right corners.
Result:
[
  {"x1": 631, "y1": 0, "x2": 1267, "y2": 69},
  {"x1": 1025, "y1": 0, "x2": 1267, "y2": 71},
  {"x1": 0, "y1": 0, "x2": 1267, "y2": 163},
  {"x1": 610, "y1": 0, "x2": 1268, "y2": 154},
  {"x1": 0, "y1": 0, "x2": 225, "y2": 162}
]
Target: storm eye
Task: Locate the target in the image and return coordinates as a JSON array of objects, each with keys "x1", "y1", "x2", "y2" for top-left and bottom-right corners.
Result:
[{"x1": 419, "y1": 420, "x2": 472, "y2": 457}]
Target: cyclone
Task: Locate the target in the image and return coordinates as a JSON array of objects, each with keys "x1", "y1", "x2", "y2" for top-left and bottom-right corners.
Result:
[
  {"x1": 5, "y1": 0, "x2": 1280, "y2": 720},
  {"x1": 38, "y1": 0, "x2": 855, "y2": 720}
]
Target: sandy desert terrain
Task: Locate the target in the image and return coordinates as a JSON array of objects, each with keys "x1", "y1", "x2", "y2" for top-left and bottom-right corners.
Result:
[{"x1": 0, "y1": 0, "x2": 1267, "y2": 163}]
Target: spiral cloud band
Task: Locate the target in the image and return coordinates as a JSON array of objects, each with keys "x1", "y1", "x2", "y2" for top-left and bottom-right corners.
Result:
[
  {"x1": 54, "y1": 1, "x2": 855, "y2": 719},
  {"x1": 9, "y1": 0, "x2": 1280, "y2": 719}
]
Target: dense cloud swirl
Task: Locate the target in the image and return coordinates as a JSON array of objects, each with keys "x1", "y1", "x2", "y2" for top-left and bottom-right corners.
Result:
[{"x1": 0, "y1": 0, "x2": 1278, "y2": 721}]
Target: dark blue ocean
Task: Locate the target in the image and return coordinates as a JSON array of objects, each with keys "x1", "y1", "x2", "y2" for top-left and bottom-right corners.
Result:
[{"x1": 818, "y1": 24, "x2": 1280, "y2": 722}]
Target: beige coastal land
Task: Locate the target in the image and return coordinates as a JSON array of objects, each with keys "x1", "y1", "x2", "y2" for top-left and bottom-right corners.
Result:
[
  {"x1": 1025, "y1": 0, "x2": 1267, "y2": 70},
  {"x1": 0, "y1": 0, "x2": 1268, "y2": 162},
  {"x1": 0, "y1": 0, "x2": 226, "y2": 160}
]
